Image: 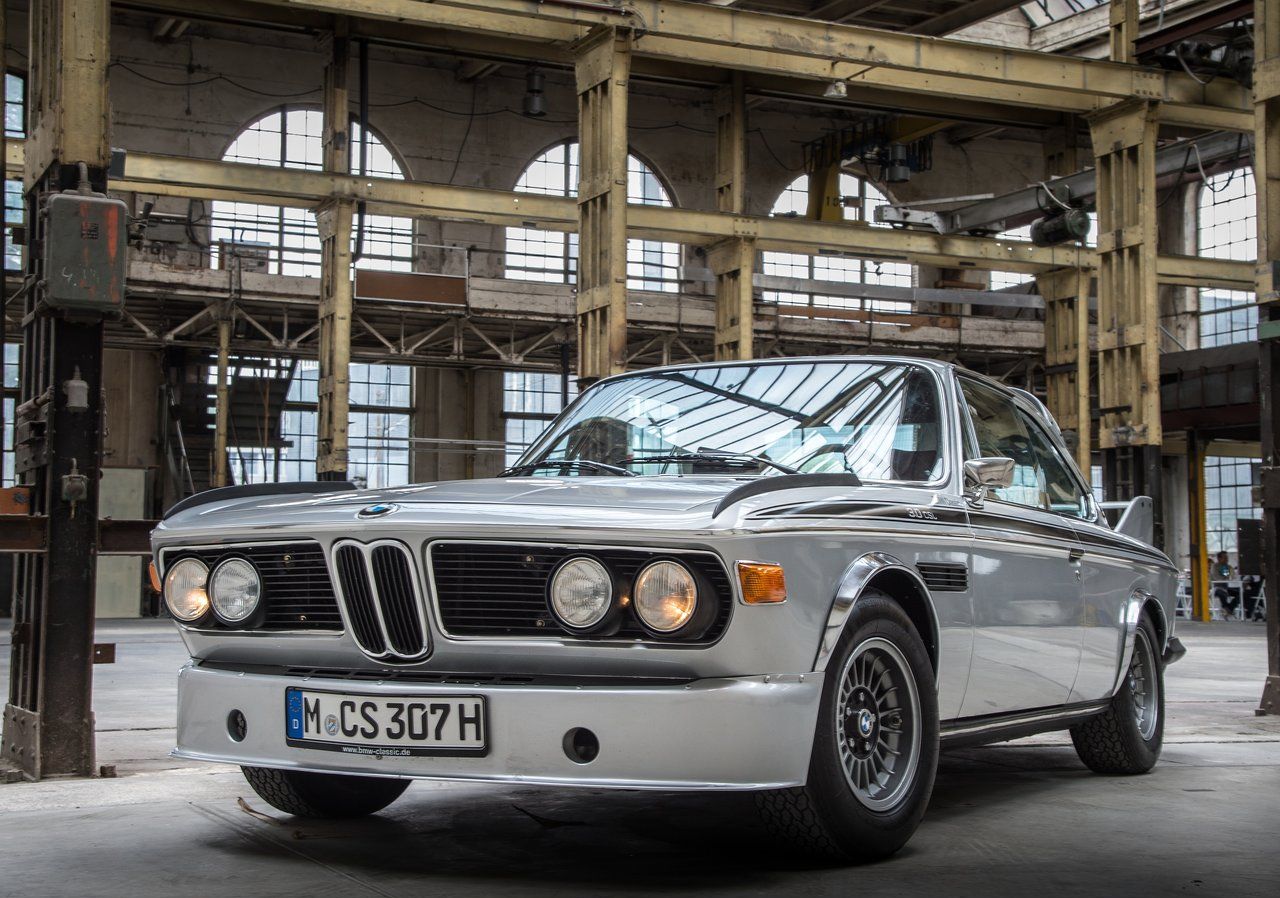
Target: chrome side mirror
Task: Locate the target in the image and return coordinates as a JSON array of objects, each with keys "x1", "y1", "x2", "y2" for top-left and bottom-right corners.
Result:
[{"x1": 963, "y1": 457, "x2": 1016, "y2": 505}]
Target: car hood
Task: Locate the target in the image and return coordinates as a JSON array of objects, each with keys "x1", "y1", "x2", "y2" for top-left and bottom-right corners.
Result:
[{"x1": 155, "y1": 476, "x2": 758, "y2": 537}]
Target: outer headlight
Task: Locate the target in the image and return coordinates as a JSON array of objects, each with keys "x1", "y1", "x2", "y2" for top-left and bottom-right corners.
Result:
[
  {"x1": 163, "y1": 558, "x2": 210, "y2": 622},
  {"x1": 633, "y1": 560, "x2": 699, "y2": 634},
  {"x1": 549, "y1": 556, "x2": 614, "y2": 631},
  {"x1": 209, "y1": 557, "x2": 263, "y2": 625}
]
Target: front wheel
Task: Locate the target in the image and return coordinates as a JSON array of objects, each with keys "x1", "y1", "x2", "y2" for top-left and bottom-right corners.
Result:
[
  {"x1": 241, "y1": 766, "x2": 410, "y2": 818},
  {"x1": 1070, "y1": 611, "x2": 1164, "y2": 774},
  {"x1": 756, "y1": 592, "x2": 939, "y2": 862}
]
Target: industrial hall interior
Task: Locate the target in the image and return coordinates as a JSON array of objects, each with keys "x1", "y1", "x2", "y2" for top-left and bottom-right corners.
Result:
[{"x1": 0, "y1": 0, "x2": 1278, "y2": 896}]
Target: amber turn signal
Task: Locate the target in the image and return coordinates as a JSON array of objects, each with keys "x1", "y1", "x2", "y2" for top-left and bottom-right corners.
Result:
[
  {"x1": 147, "y1": 560, "x2": 162, "y2": 593},
  {"x1": 737, "y1": 561, "x2": 787, "y2": 604}
]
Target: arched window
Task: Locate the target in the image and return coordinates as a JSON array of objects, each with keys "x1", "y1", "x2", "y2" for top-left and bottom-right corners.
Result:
[
  {"x1": 211, "y1": 107, "x2": 413, "y2": 276},
  {"x1": 1198, "y1": 167, "x2": 1256, "y2": 347},
  {"x1": 505, "y1": 142, "x2": 679, "y2": 292},
  {"x1": 762, "y1": 174, "x2": 911, "y2": 314}
]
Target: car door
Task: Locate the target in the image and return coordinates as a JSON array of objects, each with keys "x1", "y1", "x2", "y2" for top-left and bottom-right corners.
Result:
[{"x1": 957, "y1": 378, "x2": 1084, "y2": 718}]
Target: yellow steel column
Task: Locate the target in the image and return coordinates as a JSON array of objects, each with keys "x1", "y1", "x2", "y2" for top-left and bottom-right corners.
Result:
[
  {"x1": 713, "y1": 72, "x2": 754, "y2": 361},
  {"x1": 1108, "y1": 0, "x2": 1139, "y2": 64},
  {"x1": 316, "y1": 28, "x2": 354, "y2": 479},
  {"x1": 1188, "y1": 433, "x2": 1211, "y2": 621},
  {"x1": 1253, "y1": 1, "x2": 1280, "y2": 714},
  {"x1": 212, "y1": 309, "x2": 231, "y2": 488},
  {"x1": 574, "y1": 26, "x2": 631, "y2": 382},
  {"x1": 1089, "y1": 101, "x2": 1162, "y2": 514},
  {"x1": 1037, "y1": 267, "x2": 1091, "y2": 474},
  {"x1": 711, "y1": 238, "x2": 756, "y2": 361}
]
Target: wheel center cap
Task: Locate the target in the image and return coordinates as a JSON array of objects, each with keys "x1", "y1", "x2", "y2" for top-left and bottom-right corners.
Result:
[{"x1": 858, "y1": 709, "x2": 876, "y2": 738}]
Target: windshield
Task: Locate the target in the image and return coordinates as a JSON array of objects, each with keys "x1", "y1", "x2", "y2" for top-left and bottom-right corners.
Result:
[{"x1": 517, "y1": 361, "x2": 945, "y2": 482}]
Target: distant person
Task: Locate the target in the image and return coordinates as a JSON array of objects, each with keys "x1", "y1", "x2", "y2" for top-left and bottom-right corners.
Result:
[
  {"x1": 1212, "y1": 551, "x2": 1240, "y2": 618},
  {"x1": 1213, "y1": 551, "x2": 1233, "y2": 579}
]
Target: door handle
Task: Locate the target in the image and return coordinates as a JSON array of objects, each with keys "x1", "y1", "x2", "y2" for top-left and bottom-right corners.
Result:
[{"x1": 1068, "y1": 548, "x2": 1085, "y2": 562}]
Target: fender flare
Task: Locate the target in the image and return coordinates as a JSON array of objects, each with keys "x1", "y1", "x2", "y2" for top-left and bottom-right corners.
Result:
[
  {"x1": 1113, "y1": 588, "x2": 1172, "y2": 695},
  {"x1": 814, "y1": 551, "x2": 941, "y2": 679}
]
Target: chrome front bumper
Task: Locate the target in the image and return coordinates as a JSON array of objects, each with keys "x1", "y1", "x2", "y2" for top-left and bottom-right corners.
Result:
[{"x1": 174, "y1": 663, "x2": 823, "y2": 791}]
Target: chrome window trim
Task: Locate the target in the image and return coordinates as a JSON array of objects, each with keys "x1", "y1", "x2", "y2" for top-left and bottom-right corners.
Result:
[
  {"x1": 955, "y1": 374, "x2": 1099, "y2": 524},
  {"x1": 157, "y1": 539, "x2": 346, "y2": 637},
  {"x1": 330, "y1": 538, "x2": 431, "y2": 662},
  {"x1": 422, "y1": 539, "x2": 737, "y2": 643}
]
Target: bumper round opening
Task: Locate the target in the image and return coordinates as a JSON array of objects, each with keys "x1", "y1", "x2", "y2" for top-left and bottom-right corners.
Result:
[
  {"x1": 562, "y1": 727, "x2": 599, "y2": 764},
  {"x1": 227, "y1": 709, "x2": 248, "y2": 743}
]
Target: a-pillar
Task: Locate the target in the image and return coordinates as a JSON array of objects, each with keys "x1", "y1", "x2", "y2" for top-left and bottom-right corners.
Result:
[
  {"x1": 1252, "y1": 0, "x2": 1280, "y2": 714},
  {"x1": 574, "y1": 26, "x2": 631, "y2": 383},
  {"x1": 1088, "y1": 99, "x2": 1164, "y2": 549},
  {"x1": 316, "y1": 26, "x2": 354, "y2": 480}
]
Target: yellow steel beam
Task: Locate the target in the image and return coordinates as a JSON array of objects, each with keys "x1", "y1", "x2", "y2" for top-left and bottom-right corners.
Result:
[
  {"x1": 221, "y1": 0, "x2": 1251, "y2": 126},
  {"x1": 1109, "y1": 0, "x2": 1139, "y2": 65},
  {"x1": 1188, "y1": 433, "x2": 1211, "y2": 621},
  {"x1": 713, "y1": 71, "x2": 754, "y2": 361},
  {"x1": 80, "y1": 145, "x2": 1253, "y2": 282}
]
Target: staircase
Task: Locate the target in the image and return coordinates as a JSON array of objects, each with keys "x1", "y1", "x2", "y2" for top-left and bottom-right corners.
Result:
[{"x1": 165, "y1": 357, "x2": 298, "y2": 498}]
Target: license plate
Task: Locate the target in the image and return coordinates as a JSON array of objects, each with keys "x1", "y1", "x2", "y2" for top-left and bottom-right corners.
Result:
[{"x1": 285, "y1": 688, "x2": 487, "y2": 757}]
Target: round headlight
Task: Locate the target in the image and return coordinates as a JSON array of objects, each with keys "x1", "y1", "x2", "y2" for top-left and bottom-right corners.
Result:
[
  {"x1": 634, "y1": 560, "x2": 698, "y2": 634},
  {"x1": 163, "y1": 558, "x2": 210, "y2": 622},
  {"x1": 209, "y1": 557, "x2": 263, "y2": 624},
  {"x1": 549, "y1": 557, "x2": 614, "y2": 631}
]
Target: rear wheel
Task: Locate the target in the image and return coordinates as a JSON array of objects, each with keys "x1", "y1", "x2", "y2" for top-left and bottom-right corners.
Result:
[
  {"x1": 1070, "y1": 611, "x2": 1164, "y2": 774},
  {"x1": 756, "y1": 592, "x2": 939, "y2": 862},
  {"x1": 241, "y1": 766, "x2": 409, "y2": 818}
]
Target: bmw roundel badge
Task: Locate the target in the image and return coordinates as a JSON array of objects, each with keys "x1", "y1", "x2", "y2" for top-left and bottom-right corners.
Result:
[{"x1": 357, "y1": 502, "x2": 398, "y2": 519}]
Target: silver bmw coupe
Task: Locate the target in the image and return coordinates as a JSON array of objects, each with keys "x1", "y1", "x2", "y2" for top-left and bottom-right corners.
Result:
[{"x1": 152, "y1": 356, "x2": 1184, "y2": 861}]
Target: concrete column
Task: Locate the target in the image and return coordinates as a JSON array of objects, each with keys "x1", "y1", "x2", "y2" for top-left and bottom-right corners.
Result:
[{"x1": 411, "y1": 368, "x2": 504, "y2": 483}]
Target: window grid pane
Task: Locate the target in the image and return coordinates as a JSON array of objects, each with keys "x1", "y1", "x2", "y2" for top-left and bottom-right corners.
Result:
[
  {"x1": 762, "y1": 174, "x2": 913, "y2": 316},
  {"x1": 505, "y1": 145, "x2": 679, "y2": 292},
  {"x1": 1204, "y1": 455, "x2": 1261, "y2": 557},
  {"x1": 502, "y1": 371, "x2": 575, "y2": 466},
  {"x1": 214, "y1": 357, "x2": 413, "y2": 488},
  {"x1": 212, "y1": 109, "x2": 414, "y2": 276},
  {"x1": 1198, "y1": 168, "x2": 1257, "y2": 346}
]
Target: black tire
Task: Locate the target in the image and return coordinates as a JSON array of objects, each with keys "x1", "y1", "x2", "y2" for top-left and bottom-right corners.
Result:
[
  {"x1": 756, "y1": 591, "x2": 939, "y2": 862},
  {"x1": 241, "y1": 766, "x2": 410, "y2": 818},
  {"x1": 1070, "y1": 611, "x2": 1164, "y2": 775}
]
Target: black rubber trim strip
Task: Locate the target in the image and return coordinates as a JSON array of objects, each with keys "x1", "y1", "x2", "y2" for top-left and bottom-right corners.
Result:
[
  {"x1": 940, "y1": 699, "x2": 1110, "y2": 749},
  {"x1": 1163, "y1": 635, "x2": 1187, "y2": 665},
  {"x1": 712, "y1": 473, "x2": 863, "y2": 517},
  {"x1": 163, "y1": 481, "x2": 357, "y2": 520}
]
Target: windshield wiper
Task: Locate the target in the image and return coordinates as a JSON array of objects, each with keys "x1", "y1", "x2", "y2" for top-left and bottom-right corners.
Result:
[
  {"x1": 500, "y1": 460, "x2": 636, "y2": 478},
  {"x1": 629, "y1": 450, "x2": 799, "y2": 475}
]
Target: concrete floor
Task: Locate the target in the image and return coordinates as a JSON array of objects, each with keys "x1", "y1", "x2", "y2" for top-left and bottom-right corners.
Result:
[{"x1": 0, "y1": 620, "x2": 1276, "y2": 897}]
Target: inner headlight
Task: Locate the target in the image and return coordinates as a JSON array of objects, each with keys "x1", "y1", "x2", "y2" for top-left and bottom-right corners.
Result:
[
  {"x1": 549, "y1": 556, "x2": 614, "y2": 631},
  {"x1": 163, "y1": 558, "x2": 210, "y2": 622},
  {"x1": 209, "y1": 557, "x2": 263, "y2": 625},
  {"x1": 634, "y1": 560, "x2": 698, "y2": 634}
]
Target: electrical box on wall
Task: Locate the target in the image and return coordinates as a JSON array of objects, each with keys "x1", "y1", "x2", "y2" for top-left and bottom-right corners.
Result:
[{"x1": 41, "y1": 193, "x2": 129, "y2": 315}]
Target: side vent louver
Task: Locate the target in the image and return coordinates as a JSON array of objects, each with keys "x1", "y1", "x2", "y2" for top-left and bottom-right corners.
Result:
[
  {"x1": 332, "y1": 540, "x2": 429, "y2": 662},
  {"x1": 916, "y1": 562, "x2": 969, "y2": 593}
]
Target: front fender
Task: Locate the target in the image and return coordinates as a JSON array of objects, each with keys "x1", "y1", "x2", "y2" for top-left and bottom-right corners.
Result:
[{"x1": 813, "y1": 551, "x2": 939, "y2": 676}]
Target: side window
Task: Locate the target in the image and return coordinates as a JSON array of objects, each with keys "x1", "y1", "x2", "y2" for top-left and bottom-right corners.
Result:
[
  {"x1": 959, "y1": 380, "x2": 1089, "y2": 518},
  {"x1": 1021, "y1": 418, "x2": 1090, "y2": 519}
]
